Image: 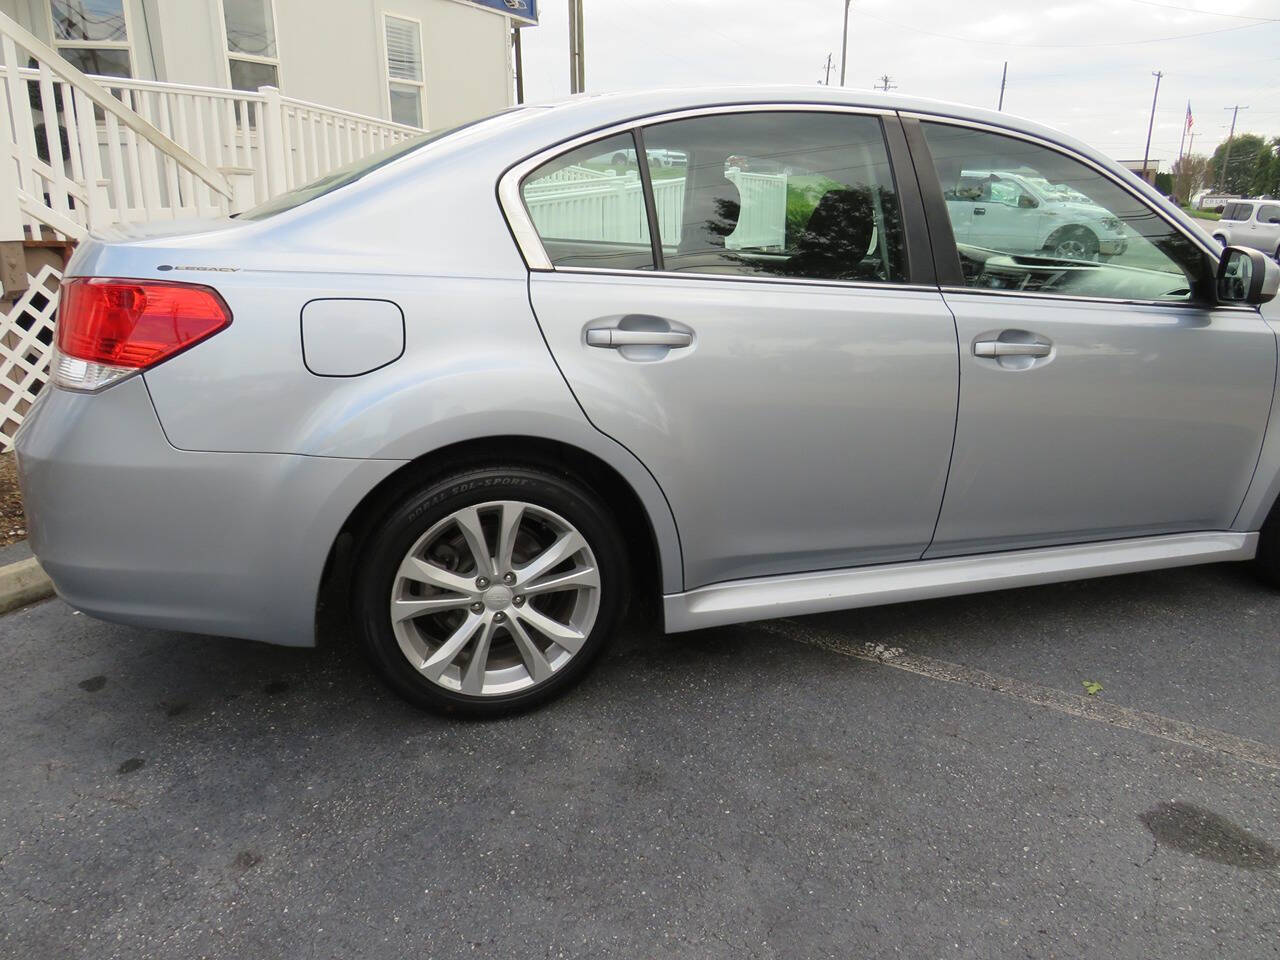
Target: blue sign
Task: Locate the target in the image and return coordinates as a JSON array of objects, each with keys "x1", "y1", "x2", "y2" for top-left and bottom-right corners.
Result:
[{"x1": 465, "y1": 0, "x2": 538, "y2": 25}]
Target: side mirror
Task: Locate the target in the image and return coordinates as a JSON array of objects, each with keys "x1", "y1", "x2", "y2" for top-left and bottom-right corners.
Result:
[
  {"x1": 1217, "y1": 246, "x2": 1280, "y2": 306},
  {"x1": 1017, "y1": 194, "x2": 1037, "y2": 209}
]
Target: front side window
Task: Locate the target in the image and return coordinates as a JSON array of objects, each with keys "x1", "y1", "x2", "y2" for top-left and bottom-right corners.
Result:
[
  {"x1": 520, "y1": 133, "x2": 654, "y2": 271},
  {"x1": 49, "y1": 0, "x2": 131, "y2": 77},
  {"x1": 223, "y1": 0, "x2": 279, "y2": 91},
  {"x1": 384, "y1": 15, "x2": 425, "y2": 128},
  {"x1": 640, "y1": 111, "x2": 906, "y2": 282},
  {"x1": 1258, "y1": 204, "x2": 1280, "y2": 225},
  {"x1": 922, "y1": 121, "x2": 1207, "y2": 302}
]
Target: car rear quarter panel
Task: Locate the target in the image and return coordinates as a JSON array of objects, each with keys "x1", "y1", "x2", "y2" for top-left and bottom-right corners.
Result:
[{"x1": 84, "y1": 140, "x2": 685, "y2": 593}]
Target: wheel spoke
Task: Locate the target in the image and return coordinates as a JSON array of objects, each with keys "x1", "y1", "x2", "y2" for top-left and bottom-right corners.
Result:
[
  {"x1": 461, "y1": 617, "x2": 498, "y2": 695},
  {"x1": 391, "y1": 595, "x2": 473, "y2": 623},
  {"x1": 514, "y1": 605, "x2": 586, "y2": 654},
  {"x1": 523, "y1": 564, "x2": 600, "y2": 596},
  {"x1": 495, "y1": 502, "x2": 525, "y2": 574},
  {"x1": 421, "y1": 613, "x2": 484, "y2": 681},
  {"x1": 507, "y1": 615, "x2": 553, "y2": 683},
  {"x1": 454, "y1": 506, "x2": 494, "y2": 579},
  {"x1": 397, "y1": 555, "x2": 475, "y2": 596},
  {"x1": 515, "y1": 530, "x2": 585, "y2": 586}
]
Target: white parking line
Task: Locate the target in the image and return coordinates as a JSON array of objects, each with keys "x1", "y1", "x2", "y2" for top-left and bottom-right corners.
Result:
[{"x1": 752, "y1": 618, "x2": 1280, "y2": 771}]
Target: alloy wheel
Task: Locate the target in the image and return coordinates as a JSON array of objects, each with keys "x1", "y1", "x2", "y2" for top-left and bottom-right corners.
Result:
[{"x1": 389, "y1": 500, "x2": 601, "y2": 697}]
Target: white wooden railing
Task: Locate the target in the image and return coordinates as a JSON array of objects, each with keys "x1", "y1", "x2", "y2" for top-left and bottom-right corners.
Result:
[
  {"x1": 0, "y1": 11, "x2": 424, "y2": 450},
  {"x1": 0, "y1": 11, "x2": 422, "y2": 243}
]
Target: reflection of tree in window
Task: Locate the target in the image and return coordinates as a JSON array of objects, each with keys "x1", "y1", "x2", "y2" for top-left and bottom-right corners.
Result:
[
  {"x1": 703, "y1": 185, "x2": 902, "y2": 282},
  {"x1": 51, "y1": 0, "x2": 126, "y2": 42}
]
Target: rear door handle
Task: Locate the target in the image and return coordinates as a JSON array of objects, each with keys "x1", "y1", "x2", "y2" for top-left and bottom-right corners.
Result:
[
  {"x1": 973, "y1": 340, "x2": 1052, "y2": 358},
  {"x1": 586, "y1": 329, "x2": 693, "y2": 348}
]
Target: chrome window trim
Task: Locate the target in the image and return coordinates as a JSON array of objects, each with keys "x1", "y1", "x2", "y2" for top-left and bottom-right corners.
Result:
[
  {"x1": 937, "y1": 283, "x2": 1259, "y2": 313},
  {"x1": 497, "y1": 102, "x2": 896, "y2": 276},
  {"x1": 898, "y1": 110, "x2": 1222, "y2": 264},
  {"x1": 538, "y1": 265, "x2": 941, "y2": 296}
]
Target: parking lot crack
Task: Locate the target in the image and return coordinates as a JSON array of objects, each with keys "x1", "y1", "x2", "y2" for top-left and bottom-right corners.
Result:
[{"x1": 757, "y1": 619, "x2": 1280, "y2": 772}]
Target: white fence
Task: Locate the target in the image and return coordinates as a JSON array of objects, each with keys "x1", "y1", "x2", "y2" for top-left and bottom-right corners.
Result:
[
  {"x1": 0, "y1": 11, "x2": 424, "y2": 449},
  {"x1": 524, "y1": 167, "x2": 788, "y2": 251},
  {"x1": 0, "y1": 12, "x2": 422, "y2": 242}
]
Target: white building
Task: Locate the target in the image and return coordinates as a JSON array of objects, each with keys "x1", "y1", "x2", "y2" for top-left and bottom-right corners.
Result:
[{"x1": 0, "y1": 0, "x2": 533, "y2": 131}]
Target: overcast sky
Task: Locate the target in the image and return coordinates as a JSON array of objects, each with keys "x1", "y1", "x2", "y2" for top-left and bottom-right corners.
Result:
[{"x1": 516, "y1": 0, "x2": 1279, "y2": 168}]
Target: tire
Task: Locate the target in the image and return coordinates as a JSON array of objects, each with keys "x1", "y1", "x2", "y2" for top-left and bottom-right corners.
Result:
[
  {"x1": 353, "y1": 465, "x2": 628, "y2": 717},
  {"x1": 1047, "y1": 226, "x2": 1100, "y2": 261},
  {"x1": 1256, "y1": 497, "x2": 1280, "y2": 588}
]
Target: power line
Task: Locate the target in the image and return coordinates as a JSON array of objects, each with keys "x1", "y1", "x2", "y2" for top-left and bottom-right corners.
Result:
[
  {"x1": 1120, "y1": 0, "x2": 1278, "y2": 21},
  {"x1": 873, "y1": 74, "x2": 897, "y2": 91},
  {"x1": 854, "y1": 9, "x2": 1273, "y2": 47}
]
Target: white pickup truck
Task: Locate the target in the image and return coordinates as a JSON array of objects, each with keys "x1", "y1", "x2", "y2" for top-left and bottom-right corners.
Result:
[{"x1": 944, "y1": 169, "x2": 1129, "y2": 261}]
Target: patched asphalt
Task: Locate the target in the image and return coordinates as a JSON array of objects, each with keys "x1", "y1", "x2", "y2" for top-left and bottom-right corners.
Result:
[{"x1": 1, "y1": 561, "x2": 1278, "y2": 959}]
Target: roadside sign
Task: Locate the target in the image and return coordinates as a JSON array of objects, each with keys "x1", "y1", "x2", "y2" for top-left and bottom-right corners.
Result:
[{"x1": 462, "y1": 0, "x2": 538, "y2": 25}]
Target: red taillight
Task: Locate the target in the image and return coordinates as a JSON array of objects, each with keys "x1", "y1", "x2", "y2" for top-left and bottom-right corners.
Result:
[{"x1": 56, "y1": 278, "x2": 231, "y2": 370}]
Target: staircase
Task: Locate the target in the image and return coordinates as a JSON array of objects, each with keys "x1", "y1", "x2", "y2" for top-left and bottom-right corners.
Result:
[{"x1": 0, "y1": 11, "x2": 423, "y2": 449}]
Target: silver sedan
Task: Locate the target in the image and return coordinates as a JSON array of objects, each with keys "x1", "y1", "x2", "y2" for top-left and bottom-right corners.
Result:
[{"x1": 16, "y1": 87, "x2": 1280, "y2": 714}]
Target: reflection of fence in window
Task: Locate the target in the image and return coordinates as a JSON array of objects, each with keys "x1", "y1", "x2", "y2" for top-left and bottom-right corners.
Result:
[
  {"x1": 525, "y1": 168, "x2": 649, "y2": 243},
  {"x1": 525, "y1": 167, "x2": 792, "y2": 254},
  {"x1": 724, "y1": 169, "x2": 786, "y2": 251}
]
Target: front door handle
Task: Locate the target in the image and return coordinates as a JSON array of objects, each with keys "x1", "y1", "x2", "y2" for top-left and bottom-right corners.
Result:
[
  {"x1": 586, "y1": 329, "x2": 693, "y2": 348},
  {"x1": 974, "y1": 207, "x2": 986, "y2": 215},
  {"x1": 973, "y1": 340, "x2": 1052, "y2": 358}
]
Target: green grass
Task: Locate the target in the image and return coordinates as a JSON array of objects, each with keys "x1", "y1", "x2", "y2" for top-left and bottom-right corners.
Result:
[{"x1": 1183, "y1": 206, "x2": 1221, "y2": 221}]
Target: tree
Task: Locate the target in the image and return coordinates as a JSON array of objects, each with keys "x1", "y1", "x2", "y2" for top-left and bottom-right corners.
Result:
[
  {"x1": 1250, "y1": 137, "x2": 1280, "y2": 197},
  {"x1": 1172, "y1": 153, "x2": 1210, "y2": 206},
  {"x1": 1211, "y1": 134, "x2": 1265, "y2": 194}
]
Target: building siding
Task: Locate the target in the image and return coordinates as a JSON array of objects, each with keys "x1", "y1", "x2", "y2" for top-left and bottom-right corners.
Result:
[{"x1": 1, "y1": 0, "x2": 514, "y2": 128}]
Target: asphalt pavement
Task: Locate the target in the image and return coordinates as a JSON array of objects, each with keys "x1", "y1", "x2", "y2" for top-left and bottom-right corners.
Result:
[{"x1": 1, "y1": 560, "x2": 1278, "y2": 959}]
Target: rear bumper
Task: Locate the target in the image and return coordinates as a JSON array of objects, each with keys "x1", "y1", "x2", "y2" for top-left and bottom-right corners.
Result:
[{"x1": 14, "y1": 378, "x2": 402, "y2": 646}]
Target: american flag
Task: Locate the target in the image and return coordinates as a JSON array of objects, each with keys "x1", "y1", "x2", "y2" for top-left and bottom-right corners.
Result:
[{"x1": 1185, "y1": 102, "x2": 1194, "y2": 132}]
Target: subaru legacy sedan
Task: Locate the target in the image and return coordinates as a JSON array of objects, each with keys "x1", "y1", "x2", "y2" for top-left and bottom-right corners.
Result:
[{"x1": 16, "y1": 87, "x2": 1280, "y2": 716}]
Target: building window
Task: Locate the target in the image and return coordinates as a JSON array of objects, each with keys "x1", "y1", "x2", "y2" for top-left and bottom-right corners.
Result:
[
  {"x1": 223, "y1": 0, "x2": 279, "y2": 91},
  {"x1": 384, "y1": 14, "x2": 424, "y2": 127},
  {"x1": 49, "y1": 0, "x2": 132, "y2": 77}
]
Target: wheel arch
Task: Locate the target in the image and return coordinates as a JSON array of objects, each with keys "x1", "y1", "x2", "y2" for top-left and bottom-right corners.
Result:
[{"x1": 316, "y1": 434, "x2": 683, "y2": 642}]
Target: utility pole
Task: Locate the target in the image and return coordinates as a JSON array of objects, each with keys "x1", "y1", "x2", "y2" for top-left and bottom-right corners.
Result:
[
  {"x1": 873, "y1": 74, "x2": 896, "y2": 92},
  {"x1": 1141, "y1": 70, "x2": 1162, "y2": 179},
  {"x1": 822, "y1": 52, "x2": 833, "y2": 85},
  {"x1": 1218, "y1": 104, "x2": 1249, "y2": 192},
  {"x1": 512, "y1": 25, "x2": 524, "y2": 104},
  {"x1": 567, "y1": 0, "x2": 585, "y2": 95},
  {"x1": 1176, "y1": 99, "x2": 1189, "y2": 165},
  {"x1": 839, "y1": 0, "x2": 852, "y2": 86},
  {"x1": 997, "y1": 61, "x2": 1007, "y2": 111}
]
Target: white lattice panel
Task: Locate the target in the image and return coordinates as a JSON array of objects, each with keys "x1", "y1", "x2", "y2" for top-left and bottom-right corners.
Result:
[{"x1": 0, "y1": 263, "x2": 61, "y2": 450}]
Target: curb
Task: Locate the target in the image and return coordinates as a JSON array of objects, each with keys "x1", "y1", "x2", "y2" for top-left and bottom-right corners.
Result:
[{"x1": 0, "y1": 555, "x2": 53, "y2": 614}]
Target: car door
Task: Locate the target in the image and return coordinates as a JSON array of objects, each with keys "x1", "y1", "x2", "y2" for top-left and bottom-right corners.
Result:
[
  {"x1": 507, "y1": 109, "x2": 960, "y2": 589},
  {"x1": 976, "y1": 176, "x2": 1044, "y2": 254},
  {"x1": 1256, "y1": 203, "x2": 1280, "y2": 256},
  {"x1": 909, "y1": 118, "x2": 1276, "y2": 557}
]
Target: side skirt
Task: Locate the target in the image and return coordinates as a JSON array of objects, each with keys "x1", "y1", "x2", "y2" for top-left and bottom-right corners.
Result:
[{"x1": 662, "y1": 531, "x2": 1257, "y2": 633}]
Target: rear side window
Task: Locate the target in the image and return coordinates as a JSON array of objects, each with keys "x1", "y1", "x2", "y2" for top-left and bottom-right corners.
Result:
[
  {"x1": 519, "y1": 133, "x2": 654, "y2": 271},
  {"x1": 639, "y1": 111, "x2": 906, "y2": 283},
  {"x1": 1223, "y1": 203, "x2": 1253, "y2": 222}
]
